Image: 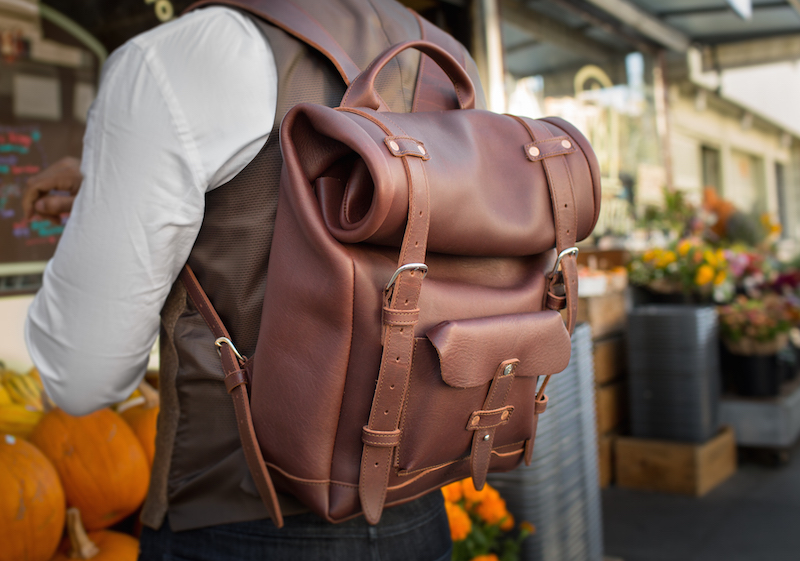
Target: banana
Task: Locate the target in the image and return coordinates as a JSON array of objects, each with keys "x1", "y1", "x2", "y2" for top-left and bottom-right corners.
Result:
[
  {"x1": 0, "y1": 403, "x2": 43, "y2": 439},
  {"x1": 2, "y1": 373, "x2": 44, "y2": 412}
]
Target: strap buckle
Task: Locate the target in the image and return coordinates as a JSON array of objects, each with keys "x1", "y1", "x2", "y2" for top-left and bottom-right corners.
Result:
[
  {"x1": 550, "y1": 247, "x2": 579, "y2": 277},
  {"x1": 215, "y1": 337, "x2": 245, "y2": 363},
  {"x1": 385, "y1": 263, "x2": 428, "y2": 291}
]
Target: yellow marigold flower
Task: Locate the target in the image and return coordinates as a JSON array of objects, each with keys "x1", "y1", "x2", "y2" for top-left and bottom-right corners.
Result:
[
  {"x1": 470, "y1": 555, "x2": 500, "y2": 561},
  {"x1": 677, "y1": 239, "x2": 693, "y2": 256},
  {"x1": 695, "y1": 264, "x2": 714, "y2": 286},
  {"x1": 643, "y1": 249, "x2": 657, "y2": 262},
  {"x1": 715, "y1": 248, "x2": 726, "y2": 265},
  {"x1": 462, "y1": 478, "x2": 493, "y2": 506},
  {"x1": 441, "y1": 481, "x2": 463, "y2": 503},
  {"x1": 713, "y1": 270, "x2": 727, "y2": 286},
  {"x1": 445, "y1": 500, "x2": 472, "y2": 541}
]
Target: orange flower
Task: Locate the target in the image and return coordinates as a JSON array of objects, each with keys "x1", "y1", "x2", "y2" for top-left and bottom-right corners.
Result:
[
  {"x1": 445, "y1": 500, "x2": 472, "y2": 541},
  {"x1": 470, "y1": 555, "x2": 500, "y2": 561},
  {"x1": 520, "y1": 520, "x2": 536, "y2": 535},
  {"x1": 475, "y1": 488, "x2": 513, "y2": 529},
  {"x1": 441, "y1": 481, "x2": 463, "y2": 503},
  {"x1": 695, "y1": 264, "x2": 714, "y2": 286},
  {"x1": 462, "y1": 478, "x2": 493, "y2": 506},
  {"x1": 713, "y1": 270, "x2": 727, "y2": 286},
  {"x1": 677, "y1": 239, "x2": 693, "y2": 256}
]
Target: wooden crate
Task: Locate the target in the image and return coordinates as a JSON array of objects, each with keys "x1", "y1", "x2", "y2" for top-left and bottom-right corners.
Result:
[
  {"x1": 577, "y1": 292, "x2": 627, "y2": 340},
  {"x1": 598, "y1": 432, "x2": 615, "y2": 488},
  {"x1": 593, "y1": 335, "x2": 626, "y2": 385},
  {"x1": 595, "y1": 381, "x2": 625, "y2": 434},
  {"x1": 615, "y1": 426, "x2": 736, "y2": 496}
]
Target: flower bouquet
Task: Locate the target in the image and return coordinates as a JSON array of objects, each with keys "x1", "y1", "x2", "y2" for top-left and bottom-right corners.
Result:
[
  {"x1": 718, "y1": 294, "x2": 800, "y2": 396},
  {"x1": 628, "y1": 237, "x2": 733, "y2": 303},
  {"x1": 718, "y1": 294, "x2": 798, "y2": 356},
  {"x1": 442, "y1": 479, "x2": 533, "y2": 561}
]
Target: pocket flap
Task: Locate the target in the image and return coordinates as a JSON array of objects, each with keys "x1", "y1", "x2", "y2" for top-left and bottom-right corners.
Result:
[{"x1": 426, "y1": 311, "x2": 571, "y2": 388}]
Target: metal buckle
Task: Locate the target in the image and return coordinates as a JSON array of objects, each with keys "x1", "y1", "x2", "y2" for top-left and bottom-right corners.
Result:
[
  {"x1": 385, "y1": 263, "x2": 428, "y2": 291},
  {"x1": 215, "y1": 337, "x2": 245, "y2": 363},
  {"x1": 550, "y1": 247, "x2": 579, "y2": 277}
]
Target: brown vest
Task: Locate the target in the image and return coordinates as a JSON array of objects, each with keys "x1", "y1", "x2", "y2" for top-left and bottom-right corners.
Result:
[{"x1": 141, "y1": 0, "x2": 486, "y2": 531}]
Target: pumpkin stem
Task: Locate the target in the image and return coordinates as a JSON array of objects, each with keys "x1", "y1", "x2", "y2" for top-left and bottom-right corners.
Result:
[
  {"x1": 66, "y1": 507, "x2": 100, "y2": 559},
  {"x1": 138, "y1": 379, "x2": 160, "y2": 410}
]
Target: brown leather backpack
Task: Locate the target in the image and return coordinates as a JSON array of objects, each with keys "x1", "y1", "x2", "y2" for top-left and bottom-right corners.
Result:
[{"x1": 181, "y1": 0, "x2": 601, "y2": 527}]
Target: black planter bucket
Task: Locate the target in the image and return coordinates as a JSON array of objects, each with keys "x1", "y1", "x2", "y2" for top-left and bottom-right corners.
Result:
[{"x1": 723, "y1": 348, "x2": 783, "y2": 397}]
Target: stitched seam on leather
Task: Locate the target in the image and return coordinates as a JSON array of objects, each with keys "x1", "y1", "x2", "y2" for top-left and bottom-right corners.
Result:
[
  {"x1": 396, "y1": 441, "x2": 527, "y2": 477},
  {"x1": 265, "y1": 461, "x2": 358, "y2": 489},
  {"x1": 336, "y1": 108, "x2": 393, "y2": 135}
]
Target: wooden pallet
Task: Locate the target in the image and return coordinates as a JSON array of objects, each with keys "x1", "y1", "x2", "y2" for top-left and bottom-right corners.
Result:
[{"x1": 615, "y1": 426, "x2": 736, "y2": 496}]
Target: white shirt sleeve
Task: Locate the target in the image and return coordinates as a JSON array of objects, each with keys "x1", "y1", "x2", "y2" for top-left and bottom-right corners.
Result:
[{"x1": 25, "y1": 7, "x2": 277, "y2": 416}]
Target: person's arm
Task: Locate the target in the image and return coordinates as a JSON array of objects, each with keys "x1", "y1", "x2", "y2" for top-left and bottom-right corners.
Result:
[{"x1": 25, "y1": 7, "x2": 277, "y2": 416}]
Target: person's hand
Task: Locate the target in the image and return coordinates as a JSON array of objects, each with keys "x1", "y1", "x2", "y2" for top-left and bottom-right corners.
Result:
[{"x1": 23, "y1": 157, "x2": 83, "y2": 221}]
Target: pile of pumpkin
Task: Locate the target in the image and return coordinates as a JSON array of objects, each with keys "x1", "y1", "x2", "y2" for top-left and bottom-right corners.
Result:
[{"x1": 0, "y1": 362, "x2": 159, "y2": 561}]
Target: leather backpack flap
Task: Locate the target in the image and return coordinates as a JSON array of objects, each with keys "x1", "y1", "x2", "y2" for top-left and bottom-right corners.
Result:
[
  {"x1": 285, "y1": 104, "x2": 601, "y2": 256},
  {"x1": 397, "y1": 310, "x2": 571, "y2": 475}
]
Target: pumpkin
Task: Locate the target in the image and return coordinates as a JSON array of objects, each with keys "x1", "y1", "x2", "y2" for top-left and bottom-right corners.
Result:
[
  {"x1": 30, "y1": 408, "x2": 149, "y2": 531},
  {"x1": 51, "y1": 508, "x2": 139, "y2": 561},
  {"x1": 0, "y1": 434, "x2": 66, "y2": 561},
  {"x1": 118, "y1": 380, "x2": 159, "y2": 466}
]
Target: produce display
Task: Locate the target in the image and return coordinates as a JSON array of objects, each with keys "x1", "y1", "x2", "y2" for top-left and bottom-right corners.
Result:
[{"x1": 0, "y1": 360, "x2": 155, "y2": 561}]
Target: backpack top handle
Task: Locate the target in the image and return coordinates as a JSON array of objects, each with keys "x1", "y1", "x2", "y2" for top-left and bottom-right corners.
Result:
[{"x1": 341, "y1": 40, "x2": 476, "y2": 112}]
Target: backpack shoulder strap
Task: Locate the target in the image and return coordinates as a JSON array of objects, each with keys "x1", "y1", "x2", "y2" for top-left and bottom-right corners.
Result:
[{"x1": 185, "y1": 0, "x2": 362, "y2": 85}]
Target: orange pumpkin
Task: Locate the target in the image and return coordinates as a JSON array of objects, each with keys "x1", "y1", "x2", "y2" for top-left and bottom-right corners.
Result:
[
  {"x1": 51, "y1": 508, "x2": 139, "y2": 561},
  {"x1": 118, "y1": 380, "x2": 159, "y2": 466},
  {"x1": 0, "y1": 434, "x2": 66, "y2": 561},
  {"x1": 30, "y1": 408, "x2": 149, "y2": 531}
]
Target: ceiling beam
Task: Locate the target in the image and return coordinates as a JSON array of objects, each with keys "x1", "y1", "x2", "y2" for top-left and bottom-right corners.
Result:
[
  {"x1": 581, "y1": 0, "x2": 691, "y2": 52},
  {"x1": 500, "y1": 0, "x2": 617, "y2": 62},
  {"x1": 702, "y1": 34, "x2": 800, "y2": 71}
]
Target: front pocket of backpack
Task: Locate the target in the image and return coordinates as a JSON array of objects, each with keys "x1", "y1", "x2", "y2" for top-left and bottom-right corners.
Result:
[{"x1": 396, "y1": 310, "x2": 571, "y2": 473}]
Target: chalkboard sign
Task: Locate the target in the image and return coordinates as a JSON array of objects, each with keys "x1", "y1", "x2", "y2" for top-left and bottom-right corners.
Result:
[{"x1": 0, "y1": 126, "x2": 67, "y2": 265}]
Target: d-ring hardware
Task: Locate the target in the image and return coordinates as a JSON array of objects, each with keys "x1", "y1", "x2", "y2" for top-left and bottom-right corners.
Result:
[
  {"x1": 215, "y1": 337, "x2": 245, "y2": 363},
  {"x1": 386, "y1": 263, "x2": 428, "y2": 291},
  {"x1": 550, "y1": 247, "x2": 579, "y2": 276}
]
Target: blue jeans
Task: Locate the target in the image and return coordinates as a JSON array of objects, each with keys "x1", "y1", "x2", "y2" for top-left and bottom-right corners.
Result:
[{"x1": 138, "y1": 491, "x2": 452, "y2": 561}]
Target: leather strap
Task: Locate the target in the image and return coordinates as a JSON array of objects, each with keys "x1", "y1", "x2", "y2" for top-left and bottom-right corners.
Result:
[
  {"x1": 186, "y1": 0, "x2": 361, "y2": 84},
  {"x1": 410, "y1": 9, "x2": 470, "y2": 113},
  {"x1": 358, "y1": 112, "x2": 431, "y2": 525},
  {"x1": 510, "y1": 116, "x2": 579, "y2": 335},
  {"x1": 179, "y1": 265, "x2": 284, "y2": 528},
  {"x1": 469, "y1": 359, "x2": 517, "y2": 489}
]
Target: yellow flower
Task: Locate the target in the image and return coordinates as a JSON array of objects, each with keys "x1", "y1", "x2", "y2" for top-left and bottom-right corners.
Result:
[
  {"x1": 441, "y1": 481, "x2": 463, "y2": 503},
  {"x1": 713, "y1": 270, "x2": 727, "y2": 286},
  {"x1": 656, "y1": 250, "x2": 676, "y2": 268},
  {"x1": 643, "y1": 249, "x2": 657, "y2": 263},
  {"x1": 715, "y1": 248, "x2": 727, "y2": 265},
  {"x1": 470, "y1": 555, "x2": 500, "y2": 561},
  {"x1": 445, "y1": 500, "x2": 472, "y2": 541},
  {"x1": 703, "y1": 249, "x2": 718, "y2": 268},
  {"x1": 695, "y1": 264, "x2": 714, "y2": 286},
  {"x1": 677, "y1": 239, "x2": 693, "y2": 256}
]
